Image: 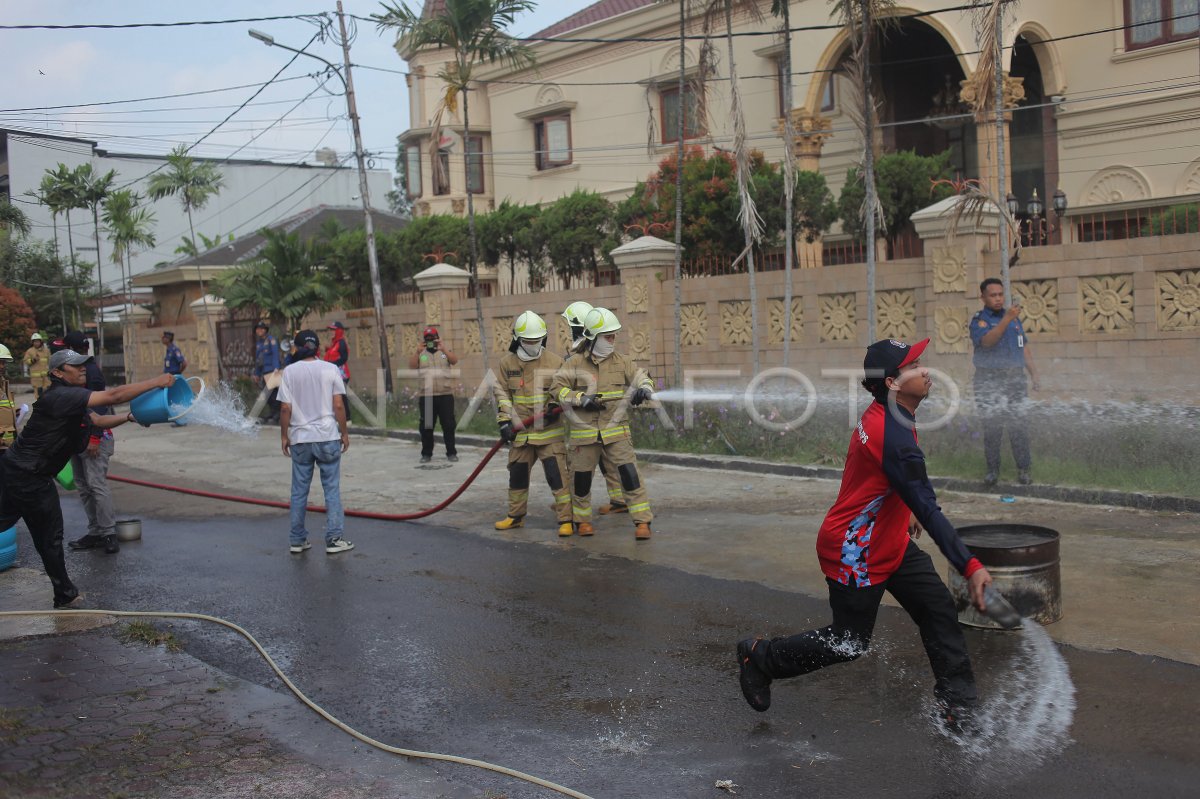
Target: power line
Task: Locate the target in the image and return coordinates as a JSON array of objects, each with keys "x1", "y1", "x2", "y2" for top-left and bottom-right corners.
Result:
[
  {"x1": 0, "y1": 14, "x2": 326, "y2": 31},
  {"x1": 0, "y1": 75, "x2": 314, "y2": 114}
]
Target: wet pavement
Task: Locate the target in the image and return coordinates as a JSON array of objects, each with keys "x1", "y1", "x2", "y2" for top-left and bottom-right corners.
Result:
[{"x1": 2, "y1": 420, "x2": 1199, "y2": 798}]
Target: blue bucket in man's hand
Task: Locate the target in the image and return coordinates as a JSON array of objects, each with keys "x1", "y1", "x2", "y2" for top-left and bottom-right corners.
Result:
[
  {"x1": 0, "y1": 525, "x2": 17, "y2": 572},
  {"x1": 129, "y1": 376, "x2": 205, "y2": 426}
]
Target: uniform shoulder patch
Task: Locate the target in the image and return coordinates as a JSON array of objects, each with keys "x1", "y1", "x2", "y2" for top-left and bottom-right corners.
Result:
[{"x1": 977, "y1": 320, "x2": 988, "y2": 327}]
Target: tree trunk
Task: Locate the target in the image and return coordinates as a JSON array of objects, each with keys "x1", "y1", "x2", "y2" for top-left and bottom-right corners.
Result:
[
  {"x1": 464, "y1": 83, "x2": 492, "y2": 393},
  {"x1": 725, "y1": 0, "x2": 759, "y2": 375},
  {"x1": 64, "y1": 209, "x2": 80, "y2": 328},
  {"x1": 92, "y1": 206, "x2": 105, "y2": 360},
  {"x1": 994, "y1": 0, "x2": 1011, "y2": 304},
  {"x1": 861, "y1": 0, "x2": 878, "y2": 341},
  {"x1": 123, "y1": 251, "x2": 136, "y2": 382},
  {"x1": 186, "y1": 206, "x2": 218, "y2": 378},
  {"x1": 781, "y1": 0, "x2": 796, "y2": 367},
  {"x1": 672, "y1": 0, "x2": 686, "y2": 388}
]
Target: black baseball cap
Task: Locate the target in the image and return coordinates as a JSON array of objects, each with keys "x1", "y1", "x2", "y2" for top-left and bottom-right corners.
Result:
[
  {"x1": 63, "y1": 331, "x2": 90, "y2": 351},
  {"x1": 293, "y1": 329, "x2": 320, "y2": 350},
  {"x1": 863, "y1": 338, "x2": 929, "y2": 379},
  {"x1": 254, "y1": 321, "x2": 269, "y2": 330},
  {"x1": 327, "y1": 321, "x2": 345, "y2": 330}
]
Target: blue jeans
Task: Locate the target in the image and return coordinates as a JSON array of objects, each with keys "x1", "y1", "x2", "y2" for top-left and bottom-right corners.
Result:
[{"x1": 289, "y1": 440, "x2": 344, "y2": 546}]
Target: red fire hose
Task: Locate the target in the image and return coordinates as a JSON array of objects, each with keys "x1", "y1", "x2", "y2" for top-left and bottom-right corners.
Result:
[{"x1": 109, "y1": 408, "x2": 560, "y2": 522}]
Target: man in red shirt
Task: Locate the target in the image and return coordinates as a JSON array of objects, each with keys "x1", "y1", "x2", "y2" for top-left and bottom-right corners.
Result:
[{"x1": 737, "y1": 338, "x2": 993, "y2": 729}]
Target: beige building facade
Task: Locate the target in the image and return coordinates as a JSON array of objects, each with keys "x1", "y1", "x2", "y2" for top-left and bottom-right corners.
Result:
[{"x1": 396, "y1": 0, "x2": 1200, "y2": 240}]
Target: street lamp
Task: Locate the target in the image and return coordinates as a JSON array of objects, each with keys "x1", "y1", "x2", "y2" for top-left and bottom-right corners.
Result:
[
  {"x1": 1010, "y1": 188, "x2": 1067, "y2": 247},
  {"x1": 248, "y1": 18, "x2": 394, "y2": 393}
]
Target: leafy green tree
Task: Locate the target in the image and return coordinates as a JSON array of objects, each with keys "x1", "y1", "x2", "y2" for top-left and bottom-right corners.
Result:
[
  {"x1": 0, "y1": 283, "x2": 38, "y2": 351},
  {"x1": 37, "y1": 164, "x2": 87, "y2": 326},
  {"x1": 838, "y1": 149, "x2": 955, "y2": 246},
  {"x1": 211, "y1": 227, "x2": 339, "y2": 334},
  {"x1": 71, "y1": 163, "x2": 117, "y2": 352},
  {"x1": 479, "y1": 200, "x2": 540, "y2": 293},
  {"x1": 384, "y1": 213, "x2": 471, "y2": 280},
  {"x1": 0, "y1": 238, "x2": 87, "y2": 333},
  {"x1": 174, "y1": 231, "x2": 233, "y2": 258},
  {"x1": 374, "y1": 0, "x2": 537, "y2": 360},
  {"x1": 539, "y1": 190, "x2": 615, "y2": 289}
]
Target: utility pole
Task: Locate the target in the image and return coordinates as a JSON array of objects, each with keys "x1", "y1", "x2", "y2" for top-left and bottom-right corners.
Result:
[{"x1": 336, "y1": 2, "x2": 393, "y2": 394}]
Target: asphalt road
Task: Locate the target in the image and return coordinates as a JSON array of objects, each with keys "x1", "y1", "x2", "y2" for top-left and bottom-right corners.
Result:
[{"x1": 53, "y1": 486, "x2": 1199, "y2": 799}]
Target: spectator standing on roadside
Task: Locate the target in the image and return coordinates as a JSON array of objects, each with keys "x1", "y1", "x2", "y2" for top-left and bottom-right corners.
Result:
[
  {"x1": 409, "y1": 326, "x2": 458, "y2": 464},
  {"x1": 58, "y1": 332, "x2": 123, "y2": 555},
  {"x1": 278, "y1": 330, "x2": 353, "y2": 555},
  {"x1": 161, "y1": 331, "x2": 187, "y2": 375},
  {"x1": 0, "y1": 349, "x2": 175, "y2": 608},
  {"x1": 324, "y1": 321, "x2": 350, "y2": 384},
  {"x1": 253, "y1": 321, "x2": 283, "y2": 424},
  {"x1": 970, "y1": 278, "x2": 1039, "y2": 486}
]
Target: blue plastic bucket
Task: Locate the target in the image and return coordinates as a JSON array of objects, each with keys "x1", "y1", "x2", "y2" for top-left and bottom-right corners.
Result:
[
  {"x1": 129, "y1": 376, "x2": 205, "y2": 426},
  {"x1": 0, "y1": 525, "x2": 16, "y2": 572}
]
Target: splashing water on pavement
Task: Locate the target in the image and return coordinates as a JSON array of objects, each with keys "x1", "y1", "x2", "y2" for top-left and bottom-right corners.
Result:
[
  {"x1": 938, "y1": 620, "x2": 1076, "y2": 777},
  {"x1": 169, "y1": 383, "x2": 259, "y2": 436}
]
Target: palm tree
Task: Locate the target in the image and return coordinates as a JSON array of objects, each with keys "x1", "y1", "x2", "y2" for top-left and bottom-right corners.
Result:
[
  {"x1": 147, "y1": 145, "x2": 225, "y2": 346},
  {"x1": 374, "y1": 0, "x2": 536, "y2": 364},
  {"x1": 0, "y1": 199, "x2": 30, "y2": 239},
  {"x1": 830, "y1": 0, "x2": 895, "y2": 341},
  {"x1": 72, "y1": 163, "x2": 117, "y2": 355},
  {"x1": 771, "y1": 0, "x2": 797, "y2": 366},
  {"x1": 212, "y1": 227, "x2": 340, "y2": 334},
  {"x1": 103, "y1": 190, "x2": 157, "y2": 381},
  {"x1": 41, "y1": 164, "x2": 86, "y2": 327}
]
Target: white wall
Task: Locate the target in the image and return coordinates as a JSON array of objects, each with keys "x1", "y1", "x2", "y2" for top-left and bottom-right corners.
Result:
[{"x1": 6, "y1": 132, "x2": 393, "y2": 285}]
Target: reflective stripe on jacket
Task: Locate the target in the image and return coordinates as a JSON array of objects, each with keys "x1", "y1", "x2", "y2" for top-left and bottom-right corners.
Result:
[
  {"x1": 493, "y1": 350, "x2": 565, "y2": 446},
  {"x1": 549, "y1": 351, "x2": 652, "y2": 445}
]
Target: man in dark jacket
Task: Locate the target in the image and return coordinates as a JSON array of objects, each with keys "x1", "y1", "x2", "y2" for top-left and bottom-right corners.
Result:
[{"x1": 0, "y1": 350, "x2": 174, "y2": 608}]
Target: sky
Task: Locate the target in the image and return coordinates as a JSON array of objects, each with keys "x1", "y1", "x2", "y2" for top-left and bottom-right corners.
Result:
[{"x1": 0, "y1": 0, "x2": 601, "y2": 177}]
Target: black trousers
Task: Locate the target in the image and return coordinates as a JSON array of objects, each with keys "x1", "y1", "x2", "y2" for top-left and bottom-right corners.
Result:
[
  {"x1": 0, "y1": 459, "x2": 79, "y2": 606},
  {"x1": 418, "y1": 394, "x2": 457, "y2": 457},
  {"x1": 974, "y1": 368, "x2": 1031, "y2": 473},
  {"x1": 752, "y1": 541, "x2": 977, "y2": 706}
]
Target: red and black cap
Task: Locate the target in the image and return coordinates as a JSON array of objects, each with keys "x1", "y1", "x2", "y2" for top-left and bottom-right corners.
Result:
[
  {"x1": 863, "y1": 338, "x2": 929, "y2": 379},
  {"x1": 422, "y1": 326, "x2": 439, "y2": 340}
]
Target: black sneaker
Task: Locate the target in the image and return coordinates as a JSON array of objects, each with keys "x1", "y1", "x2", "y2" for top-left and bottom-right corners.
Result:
[
  {"x1": 447, "y1": 454, "x2": 459, "y2": 462},
  {"x1": 983, "y1": 472, "x2": 998, "y2": 487},
  {"x1": 102, "y1": 535, "x2": 120, "y2": 554},
  {"x1": 68, "y1": 534, "x2": 104, "y2": 551},
  {"x1": 53, "y1": 593, "x2": 85, "y2": 610},
  {"x1": 736, "y1": 638, "x2": 772, "y2": 712},
  {"x1": 936, "y1": 701, "x2": 981, "y2": 737},
  {"x1": 419, "y1": 455, "x2": 432, "y2": 464},
  {"x1": 1017, "y1": 471, "x2": 1032, "y2": 485}
]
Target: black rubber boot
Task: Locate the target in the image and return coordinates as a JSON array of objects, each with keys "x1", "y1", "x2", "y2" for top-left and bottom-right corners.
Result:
[
  {"x1": 68, "y1": 534, "x2": 104, "y2": 551},
  {"x1": 102, "y1": 535, "x2": 120, "y2": 554}
]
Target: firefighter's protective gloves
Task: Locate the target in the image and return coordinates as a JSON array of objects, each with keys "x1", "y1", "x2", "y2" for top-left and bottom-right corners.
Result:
[
  {"x1": 498, "y1": 421, "x2": 517, "y2": 443},
  {"x1": 630, "y1": 387, "x2": 652, "y2": 406},
  {"x1": 578, "y1": 393, "x2": 604, "y2": 412}
]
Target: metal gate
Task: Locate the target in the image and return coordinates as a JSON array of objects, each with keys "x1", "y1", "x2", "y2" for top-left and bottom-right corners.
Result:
[{"x1": 216, "y1": 318, "x2": 258, "y2": 381}]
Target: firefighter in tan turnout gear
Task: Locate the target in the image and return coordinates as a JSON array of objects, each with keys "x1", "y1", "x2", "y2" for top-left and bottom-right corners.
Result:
[
  {"x1": 561, "y1": 301, "x2": 629, "y2": 516},
  {"x1": 550, "y1": 307, "x2": 655, "y2": 540},
  {"x1": 492, "y1": 311, "x2": 573, "y2": 536},
  {"x1": 24, "y1": 333, "x2": 50, "y2": 399}
]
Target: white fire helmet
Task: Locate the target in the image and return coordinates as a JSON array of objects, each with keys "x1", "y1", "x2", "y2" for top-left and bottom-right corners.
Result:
[
  {"x1": 582, "y1": 307, "x2": 621, "y2": 340},
  {"x1": 561, "y1": 301, "x2": 594, "y2": 328}
]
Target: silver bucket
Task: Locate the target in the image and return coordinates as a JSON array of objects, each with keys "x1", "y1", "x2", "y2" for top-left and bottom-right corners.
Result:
[
  {"x1": 948, "y1": 524, "x2": 1061, "y2": 628},
  {"x1": 115, "y1": 519, "x2": 142, "y2": 542}
]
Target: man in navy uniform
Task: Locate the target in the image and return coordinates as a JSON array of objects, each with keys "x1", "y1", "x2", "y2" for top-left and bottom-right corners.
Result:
[{"x1": 970, "y1": 278, "x2": 1040, "y2": 486}]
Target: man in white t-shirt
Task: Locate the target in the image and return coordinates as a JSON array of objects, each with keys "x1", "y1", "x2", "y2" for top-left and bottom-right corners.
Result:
[{"x1": 278, "y1": 329, "x2": 353, "y2": 554}]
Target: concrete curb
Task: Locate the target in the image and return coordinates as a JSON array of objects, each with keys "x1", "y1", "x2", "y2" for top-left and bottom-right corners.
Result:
[{"x1": 347, "y1": 426, "x2": 1200, "y2": 514}]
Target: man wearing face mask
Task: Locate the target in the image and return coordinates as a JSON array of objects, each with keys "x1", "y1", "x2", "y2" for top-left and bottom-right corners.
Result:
[
  {"x1": 492, "y1": 311, "x2": 572, "y2": 535},
  {"x1": 550, "y1": 307, "x2": 655, "y2": 540},
  {"x1": 561, "y1": 301, "x2": 628, "y2": 517},
  {"x1": 409, "y1": 325, "x2": 458, "y2": 463}
]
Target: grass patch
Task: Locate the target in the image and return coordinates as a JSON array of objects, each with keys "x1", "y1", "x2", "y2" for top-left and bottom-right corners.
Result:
[{"x1": 118, "y1": 621, "x2": 183, "y2": 652}]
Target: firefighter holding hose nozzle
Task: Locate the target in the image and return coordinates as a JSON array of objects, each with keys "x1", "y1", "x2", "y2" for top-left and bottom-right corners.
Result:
[
  {"x1": 550, "y1": 308, "x2": 655, "y2": 540},
  {"x1": 492, "y1": 311, "x2": 572, "y2": 537}
]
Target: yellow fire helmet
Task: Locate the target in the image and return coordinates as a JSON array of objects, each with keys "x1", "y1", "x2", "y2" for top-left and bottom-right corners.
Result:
[
  {"x1": 561, "y1": 301, "x2": 594, "y2": 328},
  {"x1": 582, "y1": 307, "x2": 621, "y2": 340},
  {"x1": 512, "y1": 310, "x2": 548, "y2": 341}
]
